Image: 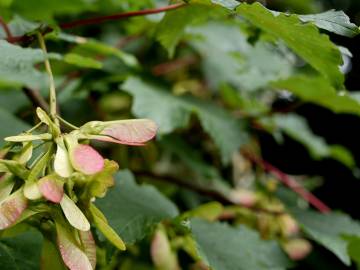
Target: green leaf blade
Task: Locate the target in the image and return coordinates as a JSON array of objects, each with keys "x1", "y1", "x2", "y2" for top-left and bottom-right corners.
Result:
[
  {"x1": 95, "y1": 170, "x2": 179, "y2": 244},
  {"x1": 294, "y1": 210, "x2": 360, "y2": 265},
  {"x1": 237, "y1": 3, "x2": 344, "y2": 87},
  {"x1": 0, "y1": 40, "x2": 60, "y2": 89},
  {"x1": 0, "y1": 107, "x2": 30, "y2": 148},
  {"x1": 299, "y1": 10, "x2": 360, "y2": 37},
  {"x1": 191, "y1": 218, "x2": 291, "y2": 270},
  {"x1": 122, "y1": 77, "x2": 248, "y2": 164},
  {"x1": 272, "y1": 76, "x2": 360, "y2": 116},
  {"x1": 0, "y1": 230, "x2": 43, "y2": 270}
]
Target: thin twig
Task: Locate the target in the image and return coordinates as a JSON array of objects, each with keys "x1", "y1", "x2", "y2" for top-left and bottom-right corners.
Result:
[
  {"x1": 57, "y1": 116, "x2": 79, "y2": 130},
  {"x1": 22, "y1": 87, "x2": 49, "y2": 111},
  {"x1": 152, "y1": 55, "x2": 198, "y2": 76},
  {"x1": 0, "y1": 16, "x2": 12, "y2": 39},
  {"x1": 57, "y1": 34, "x2": 139, "y2": 93},
  {"x1": 243, "y1": 151, "x2": 331, "y2": 213},
  {"x1": 134, "y1": 170, "x2": 284, "y2": 215},
  {"x1": 115, "y1": 34, "x2": 140, "y2": 49},
  {"x1": 37, "y1": 32, "x2": 59, "y2": 125},
  {"x1": 136, "y1": 171, "x2": 231, "y2": 203},
  {"x1": 6, "y1": 3, "x2": 187, "y2": 43},
  {"x1": 60, "y1": 3, "x2": 186, "y2": 29}
]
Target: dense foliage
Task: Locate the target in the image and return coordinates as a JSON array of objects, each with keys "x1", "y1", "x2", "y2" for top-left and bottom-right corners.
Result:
[{"x1": 0, "y1": 0, "x2": 360, "y2": 269}]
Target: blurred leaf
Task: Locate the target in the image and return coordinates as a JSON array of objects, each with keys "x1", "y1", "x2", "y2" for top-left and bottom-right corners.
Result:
[
  {"x1": 0, "y1": 230, "x2": 43, "y2": 270},
  {"x1": 294, "y1": 210, "x2": 360, "y2": 265},
  {"x1": 209, "y1": 0, "x2": 240, "y2": 10},
  {"x1": 191, "y1": 218, "x2": 290, "y2": 270},
  {"x1": 122, "y1": 77, "x2": 248, "y2": 164},
  {"x1": 63, "y1": 53, "x2": 102, "y2": 69},
  {"x1": 122, "y1": 78, "x2": 190, "y2": 134},
  {"x1": 0, "y1": 107, "x2": 30, "y2": 147},
  {"x1": 121, "y1": 259, "x2": 154, "y2": 270},
  {"x1": 184, "y1": 202, "x2": 223, "y2": 221},
  {"x1": 160, "y1": 135, "x2": 223, "y2": 180},
  {"x1": 69, "y1": 39, "x2": 139, "y2": 68},
  {"x1": 191, "y1": 0, "x2": 240, "y2": 10},
  {"x1": 41, "y1": 238, "x2": 67, "y2": 270},
  {"x1": 10, "y1": 0, "x2": 92, "y2": 21},
  {"x1": 0, "y1": 40, "x2": 60, "y2": 89},
  {"x1": 237, "y1": 2, "x2": 343, "y2": 87},
  {"x1": 272, "y1": 76, "x2": 360, "y2": 116},
  {"x1": 95, "y1": 170, "x2": 179, "y2": 244},
  {"x1": 299, "y1": 10, "x2": 360, "y2": 37},
  {"x1": 0, "y1": 91, "x2": 29, "y2": 113},
  {"x1": 0, "y1": 0, "x2": 12, "y2": 7},
  {"x1": 160, "y1": 136, "x2": 233, "y2": 200},
  {"x1": 156, "y1": 4, "x2": 217, "y2": 57},
  {"x1": 347, "y1": 236, "x2": 360, "y2": 267},
  {"x1": 220, "y1": 84, "x2": 270, "y2": 115},
  {"x1": 189, "y1": 22, "x2": 294, "y2": 91},
  {"x1": 0, "y1": 16, "x2": 40, "y2": 39},
  {"x1": 329, "y1": 145, "x2": 355, "y2": 169}
]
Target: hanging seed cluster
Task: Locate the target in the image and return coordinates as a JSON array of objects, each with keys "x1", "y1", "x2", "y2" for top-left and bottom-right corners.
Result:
[{"x1": 0, "y1": 107, "x2": 157, "y2": 270}]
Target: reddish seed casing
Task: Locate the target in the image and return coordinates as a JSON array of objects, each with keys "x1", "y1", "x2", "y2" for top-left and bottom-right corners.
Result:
[
  {"x1": 71, "y1": 145, "x2": 104, "y2": 175},
  {"x1": 57, "y1": 226, "x2": 93, "y2": 270},
  {"x1": 98, "y1": 119, "x2": 157, "y2": 145},
  {"x1": 79, "y1": 230, "x2": 97, "y2": 269},
  {"x1": 38, "y1": 177, "x2": 64, "y2": 203},
  {"x1": 0, "y1": 191, "x2": 27, "y2": 229}
]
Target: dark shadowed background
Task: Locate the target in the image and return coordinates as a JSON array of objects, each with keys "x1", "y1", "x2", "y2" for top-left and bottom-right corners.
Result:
[{"x1": 264, "y1": 1, "x2": 360, "y2": 269}]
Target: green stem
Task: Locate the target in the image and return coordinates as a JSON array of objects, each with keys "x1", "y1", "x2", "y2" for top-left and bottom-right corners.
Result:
[
  {"x1": 37, "y1": 32, "x2": 59, "y2": 126},
  {"x1": 26, "y1": 121, "x2": 43, "y2": 133},
  {"x1": 57, "y1": 116, "x2": 79, "y2": 130}
]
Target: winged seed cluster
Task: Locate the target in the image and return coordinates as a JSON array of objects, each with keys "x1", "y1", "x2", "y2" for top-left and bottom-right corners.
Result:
[{"x1": 0, "y1": 107, "x2": 157, "y2": 270}]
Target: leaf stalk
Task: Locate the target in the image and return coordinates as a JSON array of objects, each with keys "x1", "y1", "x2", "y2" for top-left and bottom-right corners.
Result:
[{"x1": 37, "y1": 32, "x2": 59, "y2": 127}]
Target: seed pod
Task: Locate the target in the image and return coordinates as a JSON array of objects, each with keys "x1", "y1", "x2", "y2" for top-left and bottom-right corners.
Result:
[
  {"x1": 79, "y1": 230, "x2": 97, "y2": 269},
  {"x1": 24, "y1": 181, "x2": 42, "y2": 200},
  {"x1": 60, "y1": 194, "x2": 90, "y2": 231},
  {"x1": 70, "y1": 144, "x2": 104, "y2": 175},
  {"x1": 151, "y1": 228, "x2": 180, "y2": 270},
  {"x1": 0, "y1": 174, "x2": 15, "y2": 202},
  {"x1": 89, "y1": 204, "x2": 126, "y2": 251},
  {"x1": 54, "y1": 142, "x2": 73, "y2": 178},
  {"x1": 283, "y1": 239, "x2": 312, "y2": 261},
  {"x1": 80, "y1": 119, "x2": 157, "y2": 146},
  {"x1": 228, "y1": 189, "x2": 257, "y2": 207},
  {"x1": 17, "y1": 142, "x2": 33, "y2": 164},
  {"x1": 278, "y1": 214, "x2": 299, "y2": 237},
  {"x1": 0, "y1": 189, "x2": 27, "y2": 230},
  {"x1": 38, "y1": 175, "x2": 64, "y2": 203},
  {"x1": 56, "y1": 222, "x2": 93, "y2": 270}
]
